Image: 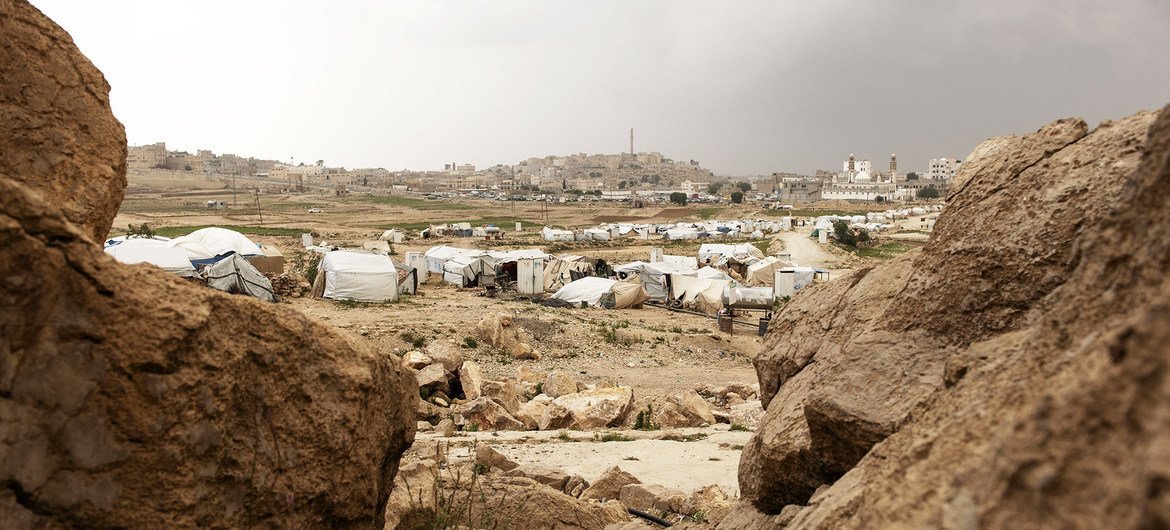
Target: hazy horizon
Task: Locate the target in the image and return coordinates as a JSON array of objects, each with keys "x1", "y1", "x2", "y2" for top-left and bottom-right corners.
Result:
[{"x1": 31, "y1": 0, "x2": 1170, "y2": 175}]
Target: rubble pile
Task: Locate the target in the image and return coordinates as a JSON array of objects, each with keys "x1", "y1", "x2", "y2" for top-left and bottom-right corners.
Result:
[
  {"x1": 268, "y1": 271, "x2": 312, "y2": 298},
  {"x1": 723, "y1": 107, "x2": 1170, "y2": 528},
  {"x1": 409, "y1": 340, "x2": 757, "y2": 433}
]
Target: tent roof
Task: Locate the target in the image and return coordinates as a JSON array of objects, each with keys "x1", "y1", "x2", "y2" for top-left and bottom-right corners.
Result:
[
  {"x1": 168, "y1": 227, "x2": 261, "y2": 260},
  {"x1": 551, "y1": 277, "x2": 617, "y2": 306},
  {"x1": 322, "y1": 250, "x2": 397, "y2": 274}
]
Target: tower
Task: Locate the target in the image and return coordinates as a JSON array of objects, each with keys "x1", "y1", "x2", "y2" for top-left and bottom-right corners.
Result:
[
  {"x1": 630, "y1": 127, "x2": 634, "y2": 156},
  {"x1": 848, "y1": 154, "x2": 855, "y2": 172},
  {"x1": 890, "y1": 153, "x2": 897, "y2": 172}
]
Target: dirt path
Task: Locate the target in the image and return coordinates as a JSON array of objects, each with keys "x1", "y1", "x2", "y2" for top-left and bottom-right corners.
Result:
[{"x1": 774, "y1": 227, "x2": 842, "y2": 271}]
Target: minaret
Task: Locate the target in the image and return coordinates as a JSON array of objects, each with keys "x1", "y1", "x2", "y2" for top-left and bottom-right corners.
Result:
[
  {"x1": 630, "y1": 127, "x2": 634, "y2": 156},
  {"x1": 890, "y1": 153, "x2": 897, "y2": 182},
  {"x1": 848, "y1": 154, "x2": 855, "y2": 183}
]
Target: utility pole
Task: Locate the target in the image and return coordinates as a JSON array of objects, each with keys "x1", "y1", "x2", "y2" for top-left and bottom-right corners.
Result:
[{"x1": 254, "y1": 189, "x2": 263, "y2": 224}]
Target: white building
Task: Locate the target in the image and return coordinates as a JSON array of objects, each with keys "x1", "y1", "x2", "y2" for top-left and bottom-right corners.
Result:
[
  {"x1": 822, "y1": 154, "x2": 897, "y2": 201},
  {"x1": 927, "y1": 157, "x2": 962, "y2": 180}
]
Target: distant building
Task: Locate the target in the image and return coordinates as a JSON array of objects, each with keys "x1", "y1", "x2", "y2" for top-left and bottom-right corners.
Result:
[
  {"x1": 776, "y1": 178, "x2": 822, "y2": 203},
  {"x1": 821, "y1": 154, "x2": 897, "y2": 201},
  {"x1": 927, "y1": 157, "x2": 962, "y2": 180},
  {"x1": 127, "y1": 142, "x2": 167, "y2": 169}
]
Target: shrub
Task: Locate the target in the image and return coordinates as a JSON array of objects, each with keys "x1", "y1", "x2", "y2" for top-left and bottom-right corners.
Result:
[
  {"x1": 832, "y1": 220, "x2": 857, "y2": 247},
  {"x1": 730, "y1": 191, "x2": 743, "y2": 204},
  {"x1": 917, "y1": 186, "x2": 941, "y2": 199},
  {"x1": 462, "y1": 337, "x2": 478, "y2": 349}
]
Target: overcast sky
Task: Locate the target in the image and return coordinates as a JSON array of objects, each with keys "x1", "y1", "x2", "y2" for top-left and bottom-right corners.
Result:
[{"x1": 31, "y1": 0, "x2": 1170, "y2": 175}]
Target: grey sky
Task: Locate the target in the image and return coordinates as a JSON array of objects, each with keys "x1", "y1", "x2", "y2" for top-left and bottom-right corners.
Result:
[{"x1": 31, "y1": 0, "x2": 1170, "y2": 175}]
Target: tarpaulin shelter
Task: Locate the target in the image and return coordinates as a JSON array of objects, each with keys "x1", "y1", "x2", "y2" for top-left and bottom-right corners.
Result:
[
  {"x1": 167, "y1": 227, "x2": 263, "y2": 267},
  {"x1": 550, "y1": 277, "x2": 649, "y2": 309},
  {"x1": 668, "y1": 274, "x2": 731, "y2": 315},
  {"x1": 204, "y1": 254, "x2": 275, "y2": 302},
  {"x1": 104, "y1": 238, "x2": 197, "y2": 277},
  {"x1": 543, "y1": 255, "x2": 593, "y2": 292},
  {"x1": 312, "y1": 250, "x2": 399, "y2": 302},
  {"x1": 744, "y1": 256, "x2": 795, "y2": 286}
]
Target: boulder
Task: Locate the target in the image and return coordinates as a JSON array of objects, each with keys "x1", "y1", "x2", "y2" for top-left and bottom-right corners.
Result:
[
  {"x1": 475, "y1": 444, "x2": 518, "y2": 472},
  {"x1": 476, "y1": 312, "x2": 532, "y2": 356},
  {"x1": 538, "y1": 402, "x2": 575, "y2": 431},
  {"x1": 0, "y1": 0, "x2": 126, "y2": 241},
  {"x1": 505, "y1": 463, "x2": 569, "y2": 491},
  {"x1": 436, "y1": 418, "x2": 457, "y2": 437},
  {"x1": 682, "y1": 485, "x2": 733, "y2": 524},
  {"x1": 565, "y1": 475, "x2": 589, "y2": 498},
  {"x1": 416, "y1": 363, "x2": 450, "y2": 394},
  {"x1": 515, "y1": 400, "x2": 547, "y2": 430},
  {"x1": 730, "y1": 400, "x2": 764, "y2": 429},
  {"x1": 653, "y1": 391, "x2": 716, "y2": 428},
  {"x1": 0, "y1": 151, "x2": 417, "y2": 528},
  {"x1": 581, "y1": 466, "x2": 642, "y2": 502},
  {"x1": 481, "y1": 379, "x2": 523, "y2": 416},
  {"x1": 511, "y1": 342, "x2": 541, "y2": 360},
  {"x1": 416, "y1": 420, "x2": 434, "y2": 432},
  {"x1": 434, "y1": 472, "x2": 629, "y2": 529},
  {"x1": 552, "y1": 386, "x2": 634, "y2": 429},
  {"x1": 730, "y1": 108, "x2": 1170, "y2": 527},
  {"x1": 542, "y1": 371, "x2": 580, "y2": 398},
  {"x1": 458, "y1": 361, "x2": 486, "y2": 400},
  {"x1": 619, "y1": 483, "x2": 687, "y2": 514},
  {"x1": 454, "y1": 397, "x2": 524, "y2": 431},
  {"x1": 383, "y1": 459, "x2": 439, "y2": 530},
  {"x1": 402, "y1": 350, "x2": 433, "y2": 370},
  {"x1": 426, "y1": 340, "x2": 465, "y2": 373}
]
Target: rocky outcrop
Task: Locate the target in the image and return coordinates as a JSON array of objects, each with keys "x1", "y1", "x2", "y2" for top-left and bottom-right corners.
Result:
[
  {"x1": 0, "y1": 3, "x2": 417, "y2": 526},
  {"x1": 551, "y1": 386, "x2": 634, "y2": 429},
  {"x1": 730, "y1": 107, "x2": 1170, "y2": 527},
  {"x1": 581, "y1": 466, "x2": 641, "y2": 502},
  {"x1": 0, "y1": 0, "x2": 127, "y2": 241}
]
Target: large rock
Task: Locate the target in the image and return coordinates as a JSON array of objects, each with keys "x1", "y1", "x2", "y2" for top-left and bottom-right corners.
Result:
[
  {"x1": 730, "y1": 107, "x2": 1170, "y2": 527},
  {"x1": 454, "y1": 397, "x2": 524, "y2": 431},
  {"x1": 552, "y1": 386, "x2": 634, "y2": 429},
  {"x1": 538, "y1": 402, "x2": 575, "y2": 431},
  {"x1": 0, "y1": 178, "x2": 418, "y2": 526},
  {"x1": 475, "y1": 444, "x2": 518, "y2": 472},
  {"x1": 581, "y1": 466, "x2": 642, "y2": 502},
  {"x1": 475, "y1": 312, "x2": 534, "y2": 358},
  {"x1": 619, "y1": 483, "x2": 687, "y2": 514},
  {"x1": 0, "y1": 0, "x2": 127, "y2": 242},
  {"x1": 730, "y1": 400, "x2": 764, "y2": 429},
  {"x1": 383, "y1": 459, "x2": 439, "y2": 530},
  {"x1": 402, "y1": 350, "x2": 433, "y2": 370},
  {"x1": 515, "y1": 400, "x2": 547, "y2": 430},
  {"x1": 505, "y1": 463, "x2": 570, "y2": 491},
  {"x1": 426, "y1": 340, "x2": 465, "y2": 373},
  {"x1": 458, "y1": 361, "x2": 486, "y2": 400},
  {"x1": 653, "y1": 390, "x2": 716, "y2": 428},
  {"x1": 542, "y1": 371, "x2": 580, "y2": 398},
  {"x1": 481, "y1": 379, "x2": 523, "y2": 417},
  {"x1": 439, "y1": 473, "x2": 629, "y2": 529},
  {"x1": 415, "y1": 363, "x2": 450, "y2": 394},
  {"x1": 0, "y1": 5, "x2": 418, "y2": 526}
]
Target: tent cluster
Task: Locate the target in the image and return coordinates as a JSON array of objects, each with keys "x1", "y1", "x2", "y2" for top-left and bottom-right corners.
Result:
[
  {"x1": 421, "y1": 223, "x2": 504, "y2": 239},
  {"x1": 104, "y1": 227, "x2": 276, "y2": 301},
  {"x1": 541, "y1": 218, "x2": 796, "y2": 242}
]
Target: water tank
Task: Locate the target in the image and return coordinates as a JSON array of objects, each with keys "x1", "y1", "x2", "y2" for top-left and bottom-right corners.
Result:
[{"x1": 722, "y1": 285, "x2": 775, "y2": 310}]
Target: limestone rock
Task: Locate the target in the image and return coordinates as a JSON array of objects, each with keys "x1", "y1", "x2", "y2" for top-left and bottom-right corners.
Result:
[
  {"x1": 653, "y1": 391, "x2": 716, "y2": 428},
  {"x1": 383, "y1": 459, "x2": 439, "y2": 530},
  {"x1": 582, "y1": 466, "x2": 642, "y2": 502},
  {"x1": 552, "y1": 386, "x2": 635, "y2": 429},
  {"x1": 426, "y1": 340, "x2": 465, "y2": 373},
  {"x1": 505, "y1": 463, "x2": 569, "y2": 491},
  {"x1": 730, "y1": 400, "x2": 764, "y2": 429},
  {"x1": 538, "y1": 402, "x2": 575, "y2": 431},
  {"x1": 620, "y1": 483, "x2": 687, "y2": 514},
  {"x1": 454, "y1": 397, "x2": 524, "y2": 431},
  {"x1": 511, "y1": 342, "x2": 540, "y2": 360},
  {"x1": 432, "y1": 471, "x2": 629, "y2": 529},
  {"x1": 436, "y1": 418, "x2": 456, "y2": 437},
  {"x1": 543, "y1": 371, "x2": 580, "y2": 398},
  {"x1": 416, "y1": 420, "x2": 434, "y2": 432},
  {"x1": 734, "y1": 107, "x2": 1170, "y2": 527},
  {"x1": 475, "y1": 444, "x2": 518, "y2": 472},
  {"x1": 0, "y1": 0, "x2": 127, "y2": 241},
  {"x1": 476, "y1": 312, "x2": 530, "y2": 356},
  {"x1": 482, "y1": 379, "x2": 523, "y2": 417},
  {"x1": 0, "y1": 175, "x2": 417, "y2": 527},
  {"x1": 403, "y1": 350, "x2": 433, "y2": 370},
  {"x1": 515, "y1": 400, "x2": 547, "y2": 430},
  {"x1": 518, "y1": 366, "x2": 548, "y2": 384},
  {"x1": 416, "y1": 362, "x2": 450, "y2": 394},
  {"x1": 458, "y1": 361, "x2": 486, "y2": 400}
]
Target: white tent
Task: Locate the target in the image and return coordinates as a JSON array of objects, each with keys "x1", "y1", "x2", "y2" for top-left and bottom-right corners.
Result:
[
  {"x1": 542, "y1": 227, "x2": 575, "y2": 241},
  {"x1": 695, "y1": 266, "x2": 733, "y2": 281},
  {"x1": 668, "y1": 274, "x2": 731, "y2": 315},
  {"x1": 543, "y1": 255, "x2": 593, "y2": 292},
  {"x1": 661, "y1": 255, "x2": 699, "y2": 269},
  {"x1": 316, "y1": 251, "x2": 399, "y2": 302},
  {"x1": 779, "y1": 266, "x2": 818, "y2": 291},
  {"x1": 550, "y1": 277, "x2": 649, "y2": 309},
  {"x1": 443, "y1": 254, "x2": 486, "y2": 287},
  {"x1": 615, "y1": 261, "x2": 698, "y2": 302},
  {"x1": 697, "y1": 243, "x2": 764, "y2": 266},
  {"x1": 205, "y1": 254, "x2": 275, "y2": 302},
  {"x1": 104, "y1": 239, "x2": 197, "y2": 277},
  {"x1": 424, "y1": 245, "x2": 484, "y2": 274},
  {"x1": 745, "y1": 256, "x2": 794, "y2": 286},
  {"x1": 168, "y1": 227, "x2": 262, "y2": 263}
]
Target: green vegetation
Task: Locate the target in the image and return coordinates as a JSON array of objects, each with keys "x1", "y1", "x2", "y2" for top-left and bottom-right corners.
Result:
[
  {"x1": 400, "y1": 332, "x2": 427, "y2": 349},
  {"x1": 729, "y1": 424, "x2": 753, "y2": 432},
  {"x1": 706, "y1": 182, "x2": 725, "y2": 195},
  {"x1": 736, "y1": 182, "x2": 753, "y2": 193},
  {"x1": 730, "y1": 191, "x2": 744, "y2": 204},
  {"x1": 832, "y1": 219, "x2": 857, "y2": 247},
  {"x1": 353, "y1": 195, "x2": 474, "y2": 210},
  {"x1": 461, "y1": 337, "x2": 478, "y2": 349},
  {"x1": 752, "y1": 239, "x2": 771, "y2": 255},
  {"x1": 916, "y1": 186, "x2": 941, "y2": 199},
  {"x1": 660, "y1": 433, "x2": 709, "y2": 442},
  {"x1": 633, "y1": 405, "x2": 660, "y2": 431},
  {"x1": 125, "y1": 223, "x2": 156, "y2": 239},
  {"x1": 598, "y1": 432, "x2": 635, "y2": 442},
  {"x1": 669, "y1": 192, "x2": 688, "y2": 206},
  {"x1": 696, "y1": 207, "x2": 722, "y2": 219},
  {"x1": 855, "y1": 242, "x2": 915, "y2": 259},
  {"x1": 464, "y1": 422, "x2": 479, "y2": 432},
  {"x1": 152, "y1": 224, "x2": 304, "y2": 238}
]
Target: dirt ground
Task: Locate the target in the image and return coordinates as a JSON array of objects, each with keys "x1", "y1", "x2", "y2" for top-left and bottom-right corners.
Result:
[{"x1": 109, "y1": 170, "x2": 939, "y2": 497}]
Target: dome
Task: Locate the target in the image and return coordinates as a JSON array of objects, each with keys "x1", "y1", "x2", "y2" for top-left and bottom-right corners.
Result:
[{"x1": 854, "y1": 170, "x2": 872, "y2": 182}]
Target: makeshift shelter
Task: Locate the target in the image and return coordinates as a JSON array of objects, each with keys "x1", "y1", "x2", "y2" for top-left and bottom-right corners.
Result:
[
  {"x1": 550, "y1": 277, "x2": 649, "y2": 309},
  {"x1": 668, "y1": 274, "x2": 731, "y2": 315},
  {"x1": 614, "y1": 261, "x2": 698, "y2": 302},
  {"x1": 424, "y1": 245, "x2": 474, "y2": 274},
  {"x1": 542, "y1": 226, "x2": 575, "y2": 241},
  {"x1": 443, "y1": 254, "x2": 486, "y2": 287},
  {"x1": 744, "y1": 256, "x2": 794, "y2": 286},
  {"x1": 104, "y1": 239, "x2": 197, "y2": 277},
  {"x1": 695, "y1": 266, "x2": 733, "y2": 281},
  {"x1": 378, "y1": 229, "x2": 404, "y2": 243},
  {"x1": 697, "y1": 243, "x2": 764, "y2": 266},
  {"x1": 392, "y1": 260, "x2": 418, "y2": 295},
  {"x1": 204, "y1": 254, "x2": 275, "y2": 302},
  {"x1": 168, "y1": 227, "x2": 262, "y2": 266},
  {"x1": 313, "y1": 250, "x2": 399, "y2": 302},
  {"x1": 543, "y1": 255, "x2": 593, "y2": 292}
]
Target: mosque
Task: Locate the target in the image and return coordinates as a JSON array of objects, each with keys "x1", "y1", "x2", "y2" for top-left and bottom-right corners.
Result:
[{"x1": 821, "y1": 153, "x2": 898, "y2": 201}]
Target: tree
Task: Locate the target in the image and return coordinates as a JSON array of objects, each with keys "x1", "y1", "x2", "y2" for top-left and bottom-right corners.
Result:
[
  {"x1": 730, "y1": 191, "x2": 744, "y2": 204},
  {"x1": 669, "y1": 192, "x2": 688, "y2": 206},
  {"x1": 905, "y1": 172, "x2": 919, "y2": 181},
  {"x1": 917, "y1": 186, "x2": 941, "y2": 199},
  {"x1": 707, "y1": 182, "x2": 724, "y2": 195},
  {"x1": 832, "y1": 219, "x2": 857, "y2": 247},
  {"x1": 736, "y1": 182, "x2": 752, "y2": 192},
  {"x1": 618, "y1": 181, "x2": 627, "y2": 189},
  {"x1": 875, "y1": 195, "x2": 885, "y2": 203}
]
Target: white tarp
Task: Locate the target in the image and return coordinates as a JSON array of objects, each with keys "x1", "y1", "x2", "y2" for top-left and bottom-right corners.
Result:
[
  {"x1": 745, "y1": 256, "x2": 794, "y2": 286},
  {"x1": 779, "y1": 266, "x2": 818, "y2": 290},
  {"x1": 104, "y1": 239, "x2": 197, "y2": 277},
  {"x1": 443, "y1": 254, "x2": 485, "y2": 287},
  {"x1": 320, "y1": 251, "x2": 399, "y2": 302},
  {"x1": 543, "y1": 255, "x2": 592, "y2": 292},
  {"x1": 697, "y1": 243, "x2": 763, "y2": 265},
  {"x1": 550, "y1": 276, "x2": 649, "y2": 309},
  {"x1": 661, "y1": 255, "x2": 699, "y2": 269},
  {"x1": 168, "y1": 227, "x2": 262, "y2": 261},
  {"x1": 695, "y1": 266, "x2": 733, "y2": 281},
  {"x1": 669, "y1": 274, "x2": 731, "y2": 315},
  {"x1": 615, "y1": 261, "x2": 698, "y2": 302}
]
